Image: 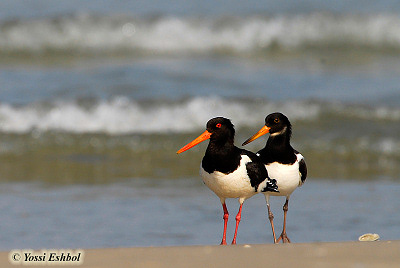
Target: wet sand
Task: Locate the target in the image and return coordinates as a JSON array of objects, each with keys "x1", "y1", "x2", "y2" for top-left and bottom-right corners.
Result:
[{"x1": 2, "y1": 240, "x2": 399, "y2": 267}]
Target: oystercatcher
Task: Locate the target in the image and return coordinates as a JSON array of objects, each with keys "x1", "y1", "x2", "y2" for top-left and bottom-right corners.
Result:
[
  {"x1": 242, "y1": 112, "x2": 307, "y2": 243},
  {"x1": 177, "y1": 117, "x2": 278, "y2": 245}
]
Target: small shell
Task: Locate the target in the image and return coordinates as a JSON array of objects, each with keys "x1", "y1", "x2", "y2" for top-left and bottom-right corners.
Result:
[{"x1": 358, "y1": 233, "x2": 380, "y2": 242}]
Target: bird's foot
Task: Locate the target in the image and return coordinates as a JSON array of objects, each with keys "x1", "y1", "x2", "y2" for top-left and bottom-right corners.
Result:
[
  {"x1": 276, "y1": 232, "x2": 291, "y2": 244},
  {"x1": 220, "y1": 240, "x2": 227, "y2": 245}
]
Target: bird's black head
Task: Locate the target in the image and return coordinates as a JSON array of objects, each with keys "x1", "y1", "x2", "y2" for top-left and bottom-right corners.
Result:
[
  {"x1": 206, "y1": 117, "x2": 235, "y2": 143},
  {"x1": 242, "y1": 112, "x2": 292, "y2": 146},
  {"x1": 264, "y1": 112, "x2": 292, "y2": 137},
  {"x1": 176, "y1": 117, "x2": 235, "y2": 154}
]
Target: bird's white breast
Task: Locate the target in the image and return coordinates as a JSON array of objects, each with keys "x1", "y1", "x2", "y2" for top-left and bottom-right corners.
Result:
[
  {"x1": 265, "y1": 153, "x2": 304, "y2": 197},
  {"x1": 200, "y1": 155, "x2": 257, "y2": 202}
]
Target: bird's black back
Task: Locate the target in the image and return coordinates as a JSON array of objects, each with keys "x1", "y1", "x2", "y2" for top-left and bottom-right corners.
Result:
[{"x1": 202, "y1": 145, "x2": 278, "y2": 192}]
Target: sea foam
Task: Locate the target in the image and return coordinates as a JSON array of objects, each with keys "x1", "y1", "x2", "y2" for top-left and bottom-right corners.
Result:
[
  {"x1": 1, "y1": 13, "x2": 400, "y2": 55},
  {"x1": 0, "y1": 97, "x2": 320, "y2": 134},
  {"x1": 1, "y1": 97, "x2": 400, "y2": 134}
]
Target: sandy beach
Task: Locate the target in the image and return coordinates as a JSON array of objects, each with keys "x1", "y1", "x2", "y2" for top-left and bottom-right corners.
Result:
[{"x1": 2, "y1": 240, "x2": 399, "y2": 268}]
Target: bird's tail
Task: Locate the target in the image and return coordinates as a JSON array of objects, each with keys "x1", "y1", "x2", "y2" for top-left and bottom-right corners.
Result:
[{"x1": 261, "y1": 179, "x2": 279, "y2": 193}]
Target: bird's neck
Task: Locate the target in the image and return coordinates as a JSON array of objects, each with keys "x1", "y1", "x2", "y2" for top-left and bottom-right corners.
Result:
[
  {"x1": 260, "y1": 133, "x2": 296, "y2": 164},
  {"x1": 203, "y1": 140, "x2": 239, "y2": 174},
  {"x1": 206, "y1": 139, "x2": 235, "y2": 157},
  {"x1": 266, "y1": 133, "x2": 291, "y2": 150}
]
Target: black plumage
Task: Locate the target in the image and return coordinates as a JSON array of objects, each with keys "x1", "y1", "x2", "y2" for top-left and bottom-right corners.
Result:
[
  {"x1": 177, "y1": 116, "x2": 278, "y2": 245},
  {"x1": 242, "y1": 112, "x2": 307, "y2": 243}
]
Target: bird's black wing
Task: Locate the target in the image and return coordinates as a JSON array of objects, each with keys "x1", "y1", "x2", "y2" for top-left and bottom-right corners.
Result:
[
  {"x1": 240, "y1": 148, "x2": 278, "y2": 193},
  {"x1": 299, "y1": 157, "x2": 307, "y2": 183}
]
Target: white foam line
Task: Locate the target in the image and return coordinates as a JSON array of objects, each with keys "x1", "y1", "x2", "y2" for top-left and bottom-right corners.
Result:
[
  {"x1": 0, "y1": 97, "x2": 321, "y2": 134},
  {"x1": 1, "y1": 13, "x2": 400, "y2": 54}
]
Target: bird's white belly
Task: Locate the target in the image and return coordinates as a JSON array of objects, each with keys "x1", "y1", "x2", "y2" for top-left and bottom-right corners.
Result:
[
  {"x1": 200, "y1": 156, "x2": 256, "y2": 201},
  {"x1": 266, "y1": 160, "x2": 301, "y2": 197}
]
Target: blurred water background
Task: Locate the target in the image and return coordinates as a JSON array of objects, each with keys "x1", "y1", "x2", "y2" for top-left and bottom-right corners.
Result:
[{"x1": 0, "y1": 0, "x2": 399, "y2": 249}]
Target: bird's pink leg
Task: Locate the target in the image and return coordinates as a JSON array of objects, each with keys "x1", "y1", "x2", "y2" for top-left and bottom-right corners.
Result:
[
  {"x1": 276, "y1": 198, "x2": 291, "y2": 243},
  {"x1": 267, "y1": 203, "x2": 277, "y2": 243},
  {"x1": 231, "y1": 203, "x2": 243, "y2": 245},
  {"x1": 265, "y1": 195, "x2": 277, "y2": 243},
  {"x1": 220, "y1": 202, "x2": 229, "y2": 245}
]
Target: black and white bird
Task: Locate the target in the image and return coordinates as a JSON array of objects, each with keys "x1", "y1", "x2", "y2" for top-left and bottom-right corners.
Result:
[
  {"x1": 242, "y1": 112, "x2": 307, "y2": 243},
  {"x1": 177, "y1": 117, "x2": 278, "y2": 245}
]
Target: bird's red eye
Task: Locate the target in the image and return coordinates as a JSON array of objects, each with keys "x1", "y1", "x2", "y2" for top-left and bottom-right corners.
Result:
[{"x1": 216, "y1": 123, "x2": 222, "y2": 128}]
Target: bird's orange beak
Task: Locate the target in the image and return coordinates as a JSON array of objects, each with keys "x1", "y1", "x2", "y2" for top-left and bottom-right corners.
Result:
[
  {"x1": 242, "y1": 125, "x2": 270, "y2": 146},
  {"x1": 176, "y1": 130, "x2": 212, "y2": 154}
]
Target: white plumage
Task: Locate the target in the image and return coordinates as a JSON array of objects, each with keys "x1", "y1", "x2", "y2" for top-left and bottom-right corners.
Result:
[
  {"x1": 263, "y1": 153, "x2": 305, "y2": 197},
  {"x1": 243, "y1": 112, "x2": 307, "y2": 244},
  {"x1": 200, "y1": 155, "x2": 256, "y2": 204}
]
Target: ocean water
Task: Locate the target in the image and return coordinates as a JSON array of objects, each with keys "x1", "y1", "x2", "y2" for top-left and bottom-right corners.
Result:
[
  {"x1": 0, "y1": 1, "x2": 399, "y2": 250},
  {"x1": 1, "y1": 179, "x2": 400, "y2": 249}
]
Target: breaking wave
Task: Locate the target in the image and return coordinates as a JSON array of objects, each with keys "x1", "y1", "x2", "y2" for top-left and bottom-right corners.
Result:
[
  {"x1": 2, "y1": 13, "x2": 400, "y2": 56},
  {"x1": 0, "y1": 97, "x2": 399, "y2": 134}
]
